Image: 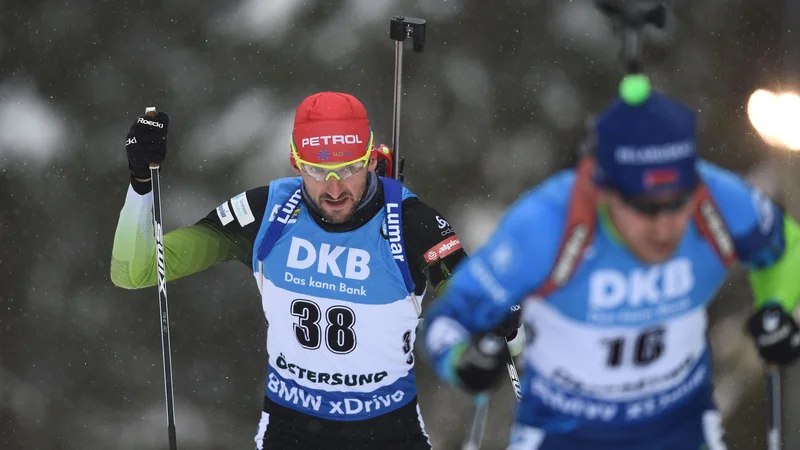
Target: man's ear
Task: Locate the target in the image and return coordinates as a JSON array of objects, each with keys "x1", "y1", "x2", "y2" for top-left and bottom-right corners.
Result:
[
  {"x1": 367, "y1": 156, "x2": 378, "y2": 172},
  {"x1": 290, "y1": 151, "x2": 302, "y2": 175}
]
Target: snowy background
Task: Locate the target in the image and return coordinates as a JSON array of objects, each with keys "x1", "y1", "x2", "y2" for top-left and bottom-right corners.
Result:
[{"x1": 2, "y1": 0, "x2": 799, "y2": 448}]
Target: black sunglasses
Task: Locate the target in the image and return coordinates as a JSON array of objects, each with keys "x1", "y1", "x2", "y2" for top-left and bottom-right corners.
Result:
[{"x1": 622, "y1": 191, "x2": 695, "y2": 216}]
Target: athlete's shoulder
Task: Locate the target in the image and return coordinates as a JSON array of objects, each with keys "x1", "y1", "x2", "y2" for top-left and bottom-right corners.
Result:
[
  {"x1": 473, "y1": 170, "x2": 574, "y2": 278},
  {"x1": 534, "y1": 168, "x2": 577, "y2": 206},
  {"x1": 378, "y1": 177, "x2": 439, "y2": 234},
  {"x1": 400, "y1": 195, "x2": 464, "y2": 261},
  {"x1": 400, "y1": 196, "x2": 453, "y2": 235},
  {"x1": 401, "y1": 185, "x2": 418, "y2": 201},
  {"x1": 697, "y1": 159, "x2": 767, "y2": 237},
  {"x1": 697, "y1": 159, "x2": 749, "y2": 194},
  {"x1": 448, "y1": 170, "x2": 576, "y2": 305},
  {"x1": 400, "y1": 194, "x2": 431, "y2": 213},
  {"x1": 377, "y1": 176, "x2": 418, "y2": 202},
  {"x1": 502, "y1": 169, "x2": 574, "y2": 234},
  {"x1": 209, "y1": 184, "x2": 270, "y2": 229},
  {"x1": 698, "y1": 160, "x2": 784, "y2": 266},
  {"x1": 268, "y1": 176, "x2": 303, "y2": 197}
]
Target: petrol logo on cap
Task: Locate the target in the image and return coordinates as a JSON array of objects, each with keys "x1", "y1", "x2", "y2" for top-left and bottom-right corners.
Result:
[{"x1": 301, "y1": 135, "x2": 363, "y2": 147}]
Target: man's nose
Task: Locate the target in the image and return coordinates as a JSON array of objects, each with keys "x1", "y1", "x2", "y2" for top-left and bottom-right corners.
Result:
[
  {"x1": 325, "y1": 176, "x2": 344, "y2": 198},
  {"x1": 650, "y1": 212, "x2": 677, "y2": 239}
]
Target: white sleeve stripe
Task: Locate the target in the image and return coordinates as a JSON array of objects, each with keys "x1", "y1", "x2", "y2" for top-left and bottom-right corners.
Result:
[
  {"x1": 231, "y1": 192, "x2": 256, "y2": 227},
  {"x1": 216, "y1": 201, "x2": 234, "y2": 226}
]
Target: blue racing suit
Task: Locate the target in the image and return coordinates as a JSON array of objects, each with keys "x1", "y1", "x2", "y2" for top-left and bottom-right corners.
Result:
[{"x1": 422, "y1": 160, "x2": 800, "y2": 450}]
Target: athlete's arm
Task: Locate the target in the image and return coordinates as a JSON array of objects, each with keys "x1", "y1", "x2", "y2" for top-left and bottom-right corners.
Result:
[
  {"x1": 402, "y1": 198, "x2": 523, "y2": 335},
  {"x1": 701, "y1": 162, "x2": 800, "y2": 311},
  {"x1": 402, "y1": 197, "x2": 466, "y2": 296},
  {"x1": 702, "y1": 161, "x2": 800, "y2": 365},
  {"x1": 420, "y1": 187, "x2": 563, "y2": 373},
  {"x1": 110, "y1": 185, "x2": 269, "y2": 289},
  {"x1": 746, "y1": 214, "x2": 800, "y2": 311}
]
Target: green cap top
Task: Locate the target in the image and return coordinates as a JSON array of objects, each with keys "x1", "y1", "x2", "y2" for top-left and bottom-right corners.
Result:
[{"x1": 619, "y1": 74, "x2": 651, "y2": 106}]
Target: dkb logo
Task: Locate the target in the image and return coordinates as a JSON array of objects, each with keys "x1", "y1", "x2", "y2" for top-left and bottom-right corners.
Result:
[
  {"x1": 589, "y1": 258, "x2": 695, "y2": 309},
  {"x1": 286, "y1": 237, "x2": 370, "y2": 280}
]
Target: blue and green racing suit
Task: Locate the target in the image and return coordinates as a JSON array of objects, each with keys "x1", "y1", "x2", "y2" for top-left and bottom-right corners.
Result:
[{"x1": 422, "y1": 159, "x2": 800, "y2": 450}]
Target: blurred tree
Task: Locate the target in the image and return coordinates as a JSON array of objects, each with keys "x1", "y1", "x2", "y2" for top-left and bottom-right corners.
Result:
[{"x1": 0, "y1": 0, "x2": 788, "y2": 449}]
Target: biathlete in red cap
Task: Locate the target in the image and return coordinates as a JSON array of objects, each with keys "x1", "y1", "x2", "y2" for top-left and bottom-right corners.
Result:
[{"x1": 111, "y1": 91, "x2": 522, "y2": 449}]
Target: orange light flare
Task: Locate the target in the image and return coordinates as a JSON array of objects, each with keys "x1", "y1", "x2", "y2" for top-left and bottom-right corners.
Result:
[{"x1": 747, "y1": 89, "x2": 800, "y2": 151}]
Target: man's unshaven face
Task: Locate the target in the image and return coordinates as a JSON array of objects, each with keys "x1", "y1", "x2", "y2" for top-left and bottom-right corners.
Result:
[{"x1": 297, "y1": 158, "x2": 377, "y2": 224}]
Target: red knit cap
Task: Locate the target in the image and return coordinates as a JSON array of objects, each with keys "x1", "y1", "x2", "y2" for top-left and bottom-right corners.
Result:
[{"x1": 291, "y1": 92, "x2": 373, "y2": 165}]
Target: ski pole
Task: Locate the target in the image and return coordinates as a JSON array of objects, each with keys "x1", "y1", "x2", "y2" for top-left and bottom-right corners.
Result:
[
  {"x1": 389, "y1": 15, "x2": 426, "y2": 182},
  {"x1": 462, "y1": 345, "x2": 523, "y2": 450},
  {"x1": 766, "y1": 365, "x2": 782, "y2": 450},
  {"x1": 462, "y1": 394, "x2": 490, "y2": 450},
  {"x1": 145, "y1": 106, "x2": 178, "y2": 450},
  {"x1": 389, "y1": 17, "x2": 521, "y2": 448},
  {"x1": 506, "y1": 353, "x2": 523, "y2": 402}
]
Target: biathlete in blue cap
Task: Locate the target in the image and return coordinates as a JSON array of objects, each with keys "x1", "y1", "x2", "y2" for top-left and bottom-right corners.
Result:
[{"x1": 420, "y1": 74, "x2": 800, "y2": 449}]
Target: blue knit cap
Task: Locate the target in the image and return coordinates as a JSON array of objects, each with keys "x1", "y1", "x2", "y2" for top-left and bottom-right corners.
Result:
[{"x1": 594, "y1": 92, "x2": 697, "y2": 198}]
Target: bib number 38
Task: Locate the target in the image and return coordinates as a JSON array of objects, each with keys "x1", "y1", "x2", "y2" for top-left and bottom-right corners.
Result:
[{"x1": 291, "y1": 299, "x2": 357, "y2": 354}]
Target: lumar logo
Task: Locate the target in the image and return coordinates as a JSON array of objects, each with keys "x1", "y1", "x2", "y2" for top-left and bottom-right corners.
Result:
[
  {"x1": 137, "y1": 117, "x2": 164, "y2": 128},
  {"x1": 273, "y1": 189, "x2": 302, "y2": 225},
  {"x1": 301, "y1": 135, "x2": 363, "y2": 147},
  {"x1": 385, "y1": 202, "x2": 404, "y2": 262},
  {"x1": 269, "y1": 204, "x2": 299, "y2": 224}
]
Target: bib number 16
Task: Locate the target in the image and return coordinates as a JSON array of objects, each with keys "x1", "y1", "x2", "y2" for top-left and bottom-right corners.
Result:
[
  {"x1": 291, "y1": 299, "x2": 357, "y2": 354},
  {"x1": 603, "y1": 327, "x2": 665, "y2": 367}
]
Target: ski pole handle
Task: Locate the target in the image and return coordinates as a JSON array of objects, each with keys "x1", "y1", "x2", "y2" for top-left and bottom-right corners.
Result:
[{"x1": 144, "y1": 106, "x2": 162, "y2": 170}]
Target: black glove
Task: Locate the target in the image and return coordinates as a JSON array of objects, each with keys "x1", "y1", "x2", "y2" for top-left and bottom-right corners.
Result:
[
  {"x1": 455, "y1": 332, "x2": 511, "y2": 395},
  {"x1": 495, "y1": 304, "x2": 522, "y2": 341},
  {"x1": 747, "y1": 304, "x2": 800, "y2": 366},
  {"x1": 126, "y1": 111, "x2": 169, "y2": 194}
]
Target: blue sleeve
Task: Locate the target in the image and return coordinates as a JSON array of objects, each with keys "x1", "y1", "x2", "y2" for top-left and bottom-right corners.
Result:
[
  {"x1": 422, "y1": 173, "x2": 570, "y2": 369},
  {"x1": 699, "y1": 161, "x2": 785, "y2": 268}
]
